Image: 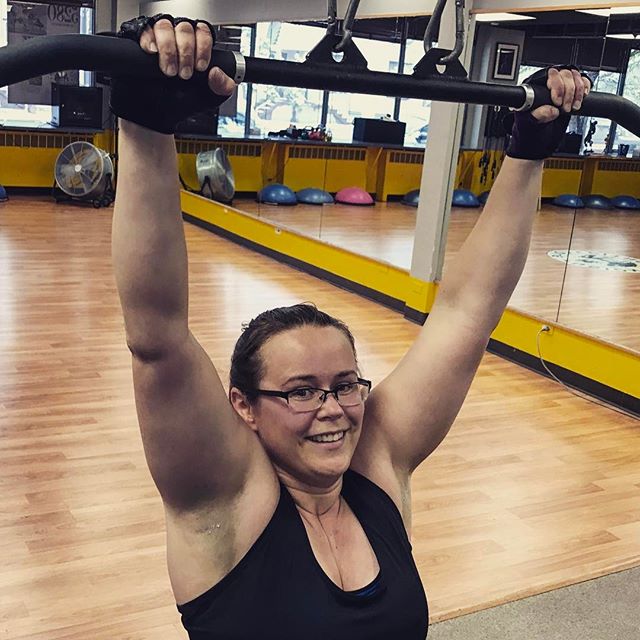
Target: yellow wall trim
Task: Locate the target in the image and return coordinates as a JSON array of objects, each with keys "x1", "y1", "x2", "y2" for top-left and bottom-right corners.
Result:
[{"x1": 491, "y1": 308, "x2": 639, "y2": 399}]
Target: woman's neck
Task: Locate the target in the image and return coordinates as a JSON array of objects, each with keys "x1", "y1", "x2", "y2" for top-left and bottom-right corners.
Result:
[{"x1": 277, "y1": 469, "x2": 343, "y2": 518}]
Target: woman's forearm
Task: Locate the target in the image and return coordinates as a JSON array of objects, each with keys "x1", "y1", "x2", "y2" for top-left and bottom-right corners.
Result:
[
  {"x1": 437, "y1": 157, "x2": 544, "y2": 328},
  {"x1": 112, "y1": 119, "x2": 189, "y2": 355}
]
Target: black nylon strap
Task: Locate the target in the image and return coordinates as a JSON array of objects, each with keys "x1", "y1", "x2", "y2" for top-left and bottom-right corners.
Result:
[{"x1": 116, "y1": 14, "x2": 216, "y2": 42}]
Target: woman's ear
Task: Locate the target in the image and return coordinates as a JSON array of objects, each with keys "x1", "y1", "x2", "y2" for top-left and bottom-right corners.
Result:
[{"x1": 229, "y1": 387, "x2": 258, "y2": 432}]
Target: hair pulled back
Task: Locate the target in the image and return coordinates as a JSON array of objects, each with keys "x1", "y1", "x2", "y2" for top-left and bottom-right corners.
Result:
[{"x1": 229, "y1": 303, "x2": 358, "y2": 404}]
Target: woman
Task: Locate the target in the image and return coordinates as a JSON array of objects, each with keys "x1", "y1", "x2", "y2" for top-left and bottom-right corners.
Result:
[{"x1": 110, "y1": 14, "x2": 590, "y2": 639}]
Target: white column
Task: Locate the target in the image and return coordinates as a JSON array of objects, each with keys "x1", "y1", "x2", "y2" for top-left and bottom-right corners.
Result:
[{"x1": 410, "y1": 3, "x2": 476, "y2": 283}]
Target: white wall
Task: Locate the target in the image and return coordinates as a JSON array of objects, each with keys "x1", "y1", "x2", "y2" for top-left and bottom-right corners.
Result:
[
  {"x1": 137, "y1": 0, "x2": 435, "y2": 24},
  {"x1": 135, "y1": 0, "x2": 640, "y2": 24}
]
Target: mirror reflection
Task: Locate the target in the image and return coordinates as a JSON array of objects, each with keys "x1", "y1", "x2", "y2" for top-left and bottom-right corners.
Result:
[
  {"x1": 445, "y1": 8, "x2": 611, "y2": 325},
  {"x1": 179, "y1": 8, "x2": 639, "y2": 356},
  {"x1": 558, "y1": 18, "x2": 640, "y2": 353}
]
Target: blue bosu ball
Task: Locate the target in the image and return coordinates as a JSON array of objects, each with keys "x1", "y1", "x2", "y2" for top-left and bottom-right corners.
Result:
[
  {"x1": 478, "y1": 190, "x2": 491, "y2": 205},
  {"x1": 611, "y1": 194, "x2": 640, "y2": 210},
  {"x1": 0, "y1": 185, "x2": 7, "y2": 202},
  {"x1": 452, "y1": 189, "x2": 481, "y2": 208},
  {"x1": 296, "y1": 188, "x2": 334, "y2": 205},
  {"x1": 257, "y1": 183, "x2": 298, "y2": 206},
  {"x1": 553, "y1": 194, "x2": 585, "y2": 209},
  {"x1": 583, "y1": 194, "x2": 613, "y2": 210},
  {"x1": 401, "y1": 189, "x2": 420, "y2": 207}
]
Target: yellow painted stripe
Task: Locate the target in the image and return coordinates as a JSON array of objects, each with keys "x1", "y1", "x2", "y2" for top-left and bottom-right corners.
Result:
[
  {"x1": 492, "y1": 309, "x2": 639, "y2": 399},
  {"x1": 181, "y1": 191, "x2": 426, "y2": 306}
]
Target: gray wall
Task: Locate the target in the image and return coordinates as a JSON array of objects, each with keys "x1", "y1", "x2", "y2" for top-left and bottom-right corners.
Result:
[{"x1": 462, "y1": 23, "x2": 525, "y2": 149}]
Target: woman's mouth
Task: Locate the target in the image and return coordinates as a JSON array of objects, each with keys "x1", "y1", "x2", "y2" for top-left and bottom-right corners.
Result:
[{"x1": 306, "y1": 430, "x2": 347, "y2": 445}]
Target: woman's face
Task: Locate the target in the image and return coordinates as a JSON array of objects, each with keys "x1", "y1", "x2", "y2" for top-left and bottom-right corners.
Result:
[{"x1": 248, "y1": 325, "x2": 365, "y2": 488}]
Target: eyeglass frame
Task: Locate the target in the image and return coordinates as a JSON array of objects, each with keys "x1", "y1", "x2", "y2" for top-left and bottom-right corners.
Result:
[{"x1": 251, "y1": 378, "x2": 372, "y2": 411}]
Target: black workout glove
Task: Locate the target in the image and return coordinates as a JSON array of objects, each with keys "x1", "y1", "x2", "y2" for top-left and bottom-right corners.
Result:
[
  {"x1": 505, "y1": 65, "x2": 591, "y2": 161},
  {"x1": 109, "y1": 14, "x2": 231, "y2": 134}
]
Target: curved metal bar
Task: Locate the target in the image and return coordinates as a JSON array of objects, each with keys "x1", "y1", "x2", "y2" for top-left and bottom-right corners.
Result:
[
  {"x1": 0, "y1": 34, "x2": 639, "y2": 137},
  {"x1": 424, "y1": 0, "x2": 448, "y2": 54},
  {"x1": 334, "y1": 0, "x2": 362, "y2": 52},
  {"x1": 326, "y1": 0, "x2": 338, "y2": 35},
  {"x1": 438, "y1": 0, "x2": 466, "y2": 65}
]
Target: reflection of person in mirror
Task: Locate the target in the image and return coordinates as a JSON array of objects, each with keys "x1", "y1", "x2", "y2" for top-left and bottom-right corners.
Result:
[
  {"x1": 584, "y1": 119, "x2": 597, "y2": 154},
  {"x1": 108, "y1": 16, "x2": 592, "y2": 639}
]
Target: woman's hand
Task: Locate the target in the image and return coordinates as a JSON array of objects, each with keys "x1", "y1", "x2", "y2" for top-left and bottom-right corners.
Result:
[
  {"x1": 138, "y1": 16, "x2": 237, "y2": 97},
  {"x1": 532, "y1": 67, "x2": 591, "y2": 123}
]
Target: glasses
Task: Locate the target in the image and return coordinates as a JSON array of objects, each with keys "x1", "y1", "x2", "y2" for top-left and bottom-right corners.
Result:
[{"x1": 253, "y1": 378, "x2": 372, "y2": 413}]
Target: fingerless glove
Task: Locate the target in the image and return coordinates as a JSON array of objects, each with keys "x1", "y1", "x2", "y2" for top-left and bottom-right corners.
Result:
[
  {"x1": 505, "y1": 65, "x2": 591, "y2": 160},
  {"x1": 109, "y1": 14, "x2": 230, "y2": 134}
]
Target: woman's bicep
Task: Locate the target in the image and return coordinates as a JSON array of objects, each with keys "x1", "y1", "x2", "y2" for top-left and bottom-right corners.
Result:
[{"x1": 130, "y1": 331, "x2": 265, "y2": 512}]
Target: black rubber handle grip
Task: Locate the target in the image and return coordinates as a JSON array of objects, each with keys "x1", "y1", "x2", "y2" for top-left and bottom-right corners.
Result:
[
  {"x1": 1, "y1": 34, "x2": 639, "y2": 138},
  {"x1": 0, "y1": 34, "x2": 239, "y2": 87},
  {"x1": 531, "y1": 84, "x2": 639, "y2": 137}
]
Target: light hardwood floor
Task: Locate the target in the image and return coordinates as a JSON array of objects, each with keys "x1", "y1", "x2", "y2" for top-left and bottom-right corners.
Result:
[
  {"x1": 0, "y1": 196, "x2": 638, "y2": 639},
  {"x1": 241, "y1": 199, "x2": 640, "y2": 353}
]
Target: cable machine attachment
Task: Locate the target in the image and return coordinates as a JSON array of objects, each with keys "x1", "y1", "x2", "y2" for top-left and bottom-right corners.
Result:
[
  {"x1": 306, "y1": 0, "x2": 368, "y2": 68},
  {"x1": 416, "y1": 0, "x2": 468, "y2": 80}
]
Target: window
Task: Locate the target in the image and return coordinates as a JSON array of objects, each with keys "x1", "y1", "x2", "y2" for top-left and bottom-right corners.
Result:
[
  {"x1": 249, "y1": 22, "x2": 325, "y2": 137},
  {"x1": 399, "y1": 39, "x2": 431, "y2": 148},
  {"x1": 217, "y1": 26, "x2": 253, "y2": 138},
  {"x1": 326, "y1": 37, "x2": 400, "y2": 143},
  {"x1": 517, "y1": 64, "x2": 545, "y2": 84},
  {"x1": 0, "y1": 1, "x2": 94, "y2": 128},
  {"x1": 614, "y1": 49, "x2": 640, "y2": 153},
  {"x1": 590, "y1": 70, "x2": 621, "y2": 153}
]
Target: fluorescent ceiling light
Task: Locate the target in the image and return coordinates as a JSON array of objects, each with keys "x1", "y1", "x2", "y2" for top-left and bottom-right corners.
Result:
[
  {"x1": 475, "y1": 13, "x2": 536, "y2": 22},
  {"x1": 607, "y1": 33, "x2": 640, "y2": 38},
  {"x1": 576, "y1": 6, "x2": 640, "y2": 17},
  {"x1": 576, "y1": 8, "x2": 613, "y2": 16}
]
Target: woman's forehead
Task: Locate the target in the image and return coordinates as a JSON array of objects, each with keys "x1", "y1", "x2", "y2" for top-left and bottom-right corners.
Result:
[{"x1": 260, "y1": 326, "x2": 356, "y2": 380}]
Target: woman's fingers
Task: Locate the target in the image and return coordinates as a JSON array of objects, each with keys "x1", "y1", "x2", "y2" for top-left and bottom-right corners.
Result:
[
  {"x1": 174, "y1": 21, "x2": 195, "y2": 79},
  {"x1": 208, "y1": 67, "x2": 237, "y2": 96},
  {"x1": 195, "y1": 22, "x2": 214, "y2": 72},
  {"x1": 153, "y1": 18, "x2": 178, "y2": 76},
  {"x1": 138, "y1": 25, "x2": 158, "y2": 54},
  {"x1": 561, "y1": 68, "x2": 576, "y2": 112},
  {"x1": 140, "y1": 18, "x2": 217, "y2": 84},
  {"x1": 571, "y1": 69, "x2": 585, "y2": 111}
]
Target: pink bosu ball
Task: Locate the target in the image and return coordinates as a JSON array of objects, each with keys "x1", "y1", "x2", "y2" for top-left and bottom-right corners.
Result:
[{"x1": 335, "y1": 187, "x2": 375, "y2": 206}]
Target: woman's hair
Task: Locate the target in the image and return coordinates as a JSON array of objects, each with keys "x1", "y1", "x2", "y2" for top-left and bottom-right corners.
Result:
[{"x1": 229, "y1": 303, "x2": 358, "y2": 404}]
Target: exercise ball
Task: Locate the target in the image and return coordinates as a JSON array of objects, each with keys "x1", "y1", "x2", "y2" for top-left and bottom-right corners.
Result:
[
  {"x1": 553, "y1": 194, "x2": 585, "y2": 209},
  {"x1": 452, "y1": 189, "x2": 481, "y2": 208},
  {"x1": 583, "y1": 194, "x2": 613, "y2": 210},
  {"x1": 296, "y1": 188, "x2": 334, "y2": 205},
  {"x1": 611, "y1": 195, "x2": 640, "y2": 210},
  {"x1": 335, "y1": 187, "x2": 375, "y2": 206},
  {"x1": 401, "y1": 189, "x2": 420, "y2": 207},
  {"x1": 478, "y1": 190, "x2": 491, "y2": 205},
  {"x1": 257, "y1": 183, "x2": 297, "y2": 206},
  {"x1": 0, "y1": 185, "x2": 7, "y2": 202}
]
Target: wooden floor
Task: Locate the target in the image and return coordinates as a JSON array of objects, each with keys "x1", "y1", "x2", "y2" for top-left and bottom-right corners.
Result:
[
  {"x1": 241, "y1": 199, "x2": 640, "y2": 353},
  {"x1": 0, "y1": 196, "x2": 639, "y2": 639}
]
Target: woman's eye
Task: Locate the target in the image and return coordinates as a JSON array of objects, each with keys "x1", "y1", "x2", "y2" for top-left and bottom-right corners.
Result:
[
  {"x1": 336, "y1": 382, "x2": 356, "y2": 394},
  {"x1": 290, "y1": 388, "x2": 313, "y2": 399}
]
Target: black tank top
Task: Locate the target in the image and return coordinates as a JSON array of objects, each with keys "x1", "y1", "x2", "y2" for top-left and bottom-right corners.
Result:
[{"x1": 177, "y1": 469, "x2": 429, "y2": 639}]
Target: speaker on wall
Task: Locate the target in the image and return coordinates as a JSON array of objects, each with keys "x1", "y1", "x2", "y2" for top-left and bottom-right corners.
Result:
[
  {"x1": 51, "y1": 84, "x2": 103, "y2": 128},
  {"x1": 352, "y1": 117, "x2": 406, "y2": 145}
]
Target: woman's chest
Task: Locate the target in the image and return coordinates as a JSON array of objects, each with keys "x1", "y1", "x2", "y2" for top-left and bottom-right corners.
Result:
[{"x1": 299, "y1": 502, "x2": 380, "y2": 591}]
